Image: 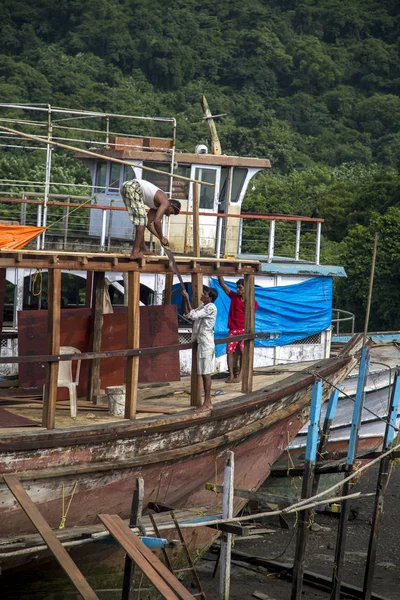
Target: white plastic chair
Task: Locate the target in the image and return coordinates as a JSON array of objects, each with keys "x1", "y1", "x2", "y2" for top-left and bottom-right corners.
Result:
[{"x1": 43, "y1": 346, "x2": 81, "y2": 418}]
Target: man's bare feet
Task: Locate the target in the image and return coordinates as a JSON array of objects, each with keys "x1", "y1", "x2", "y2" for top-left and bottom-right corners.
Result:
[
  {"x1": 130, "y1": 249, "x2": 144, "y2": 259},
  {"x1": 194, "y1": 403, "x2": 212, "y2": 412},
  {"x1": 225, "y1": 376, "x2": 235, "y2": 383},
  {"x1": 140, "y1": 244, "x2": 157, "y2": 256},
  {"x1": 233, "y1": 375, "x2": 242, "y2": 383}
]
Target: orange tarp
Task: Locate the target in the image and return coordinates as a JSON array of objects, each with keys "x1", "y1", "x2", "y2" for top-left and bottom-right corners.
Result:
[{"x1": 0, "y1": 225, "x2": 45, "y2": 249}]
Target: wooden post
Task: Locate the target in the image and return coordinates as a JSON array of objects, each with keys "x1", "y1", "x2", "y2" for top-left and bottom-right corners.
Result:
[
  {"x1": 219, "y1": 451, "x2": 234, "y2": 600},
  {"x1": 122, "y1": 477, "x2": 144, "y2": 600},
  {"x1": 85, "y1": 271, "x2": 93, "y2": 308},
  {"x1": 193, "y1": 182, "x2": 200, "y2": 258},
  {"x1": 291, "y1": 380, "x2": 323, "y2": 600},
  {"x1": 87, "y1": 271, "x2": 105, "y2": 403},
  {"x1": 363, "y1": 370, "x2": 400, "y2": 599},
  {"x1": 125, "y1": 271, "x2": 140, "y2": 419},
  {"x1": 241, "y1": 274, "x2": 255, "y2": 394},
  {"x1": 190, "y1": 272, "x2": 202, "y2": 408},
  {"x1": 331, "y1": 347, "x2": 370, "y2": 600},
  {"x1": 164, "y1": 273, "x2": 174, "y2": 305},
  {"x1": 0, "y1": 268, "x2": 6, "y2": 333},
  {"x1": 42, "y1": 269, "x2": 61, "y2": 429}
]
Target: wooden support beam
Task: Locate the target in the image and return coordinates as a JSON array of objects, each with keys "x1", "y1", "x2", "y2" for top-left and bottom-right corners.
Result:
[
  {"x1": 85, "y1": 271, "x2": 93, "y2": 308},
  {"x1": 42, "y1": 268, "x2": 61, "y2": 429},
  {"x1": 4, "y1": 475, "x2": 99, "y2": 600},
  {"x1": 193, "y1": 182, "x2": 200, "y2": 258},
  {"x1": 87, "y1": 271, "x2": 105, "y2": 403},
  {"x1": 164, "y1": 273, "x2": 174, "y2": 305},
  {"x1": 0, "y1": 268, "x2": 6, "y2": 333},
  {"x1": 190, "y1": 272, "x2": 202, "y2": 408},
  {"x1": 241, "y1": 274, "x2": 255, "y2": 394},
  {"x1": 125, "y1": 271, "x2": 140, "y2": 419}
]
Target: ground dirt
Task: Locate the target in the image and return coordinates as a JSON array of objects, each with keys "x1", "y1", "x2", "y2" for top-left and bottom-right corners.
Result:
[{"x1": 195, "y1": 463, "x2": 400, "y2": 600}]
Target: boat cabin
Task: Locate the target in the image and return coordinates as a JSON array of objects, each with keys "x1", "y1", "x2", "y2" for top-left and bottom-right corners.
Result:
[{"x1": 74, "y1": 136, "x2": 270, "y2": 257}]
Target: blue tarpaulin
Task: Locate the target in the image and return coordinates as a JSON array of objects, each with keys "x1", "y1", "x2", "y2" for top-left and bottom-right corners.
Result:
[
  {"x1": 171, "y1": 277, "x2": 332, "y2": 357},
  {"x1": 210, "y1": 277, "x2": 332, "y2": 357}
]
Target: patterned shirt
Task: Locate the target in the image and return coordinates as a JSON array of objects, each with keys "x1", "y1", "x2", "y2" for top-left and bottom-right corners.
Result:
[{"x1": 187, "y1": 302, "x2": 217, "y2": 357}]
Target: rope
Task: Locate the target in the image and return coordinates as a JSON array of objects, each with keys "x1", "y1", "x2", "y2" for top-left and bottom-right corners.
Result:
[
  {"x1": 59, "y1": 481, "x2": 78, "y2": 529},
  {"x1": 31, "y1": 269, "x2": 43, "y2": 297}
]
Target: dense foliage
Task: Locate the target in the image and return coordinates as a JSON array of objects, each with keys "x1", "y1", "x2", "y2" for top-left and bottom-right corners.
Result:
[{"x1": 0, "y1": 0, "x2": 399, "y2": 329}]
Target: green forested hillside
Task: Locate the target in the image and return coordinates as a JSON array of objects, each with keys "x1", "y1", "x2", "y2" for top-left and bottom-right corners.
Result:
[{"x1": 1, "y1": 0, "x2": 400, "y2": 329}]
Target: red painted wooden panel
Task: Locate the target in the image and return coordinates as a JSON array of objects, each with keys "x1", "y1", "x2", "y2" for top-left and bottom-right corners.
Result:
[{"x1": 18, "y1": 306, "x2": 180, "y2": 398}]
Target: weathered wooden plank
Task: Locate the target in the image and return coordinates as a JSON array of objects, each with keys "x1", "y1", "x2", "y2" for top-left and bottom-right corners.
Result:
[
  {"x1": 4, "y1": 475, "x2": 99, "y2": 600},
  {"x1": 85, "y1": 271, "x2": 93, "y2": 308},
  {"x1": 241, "y1": 274, "x2": 255, "y2": 394},
  {"x1": 98, "y1": 514, "x2": 183, "y2": 600},
  {"x1": 190, "y1": 272, "x2": 203, "y2": 408},
  {"x1": 42, "y1": 268, "x2": 61, "y2": 429},
  {"x1": 164, "y1": 273, "x2": 174, "y2": 304},
  {"x1": 0, "y1": 267, "x2": 6, "y2": 333},
  {"x1": 0, "y1": 332, "x2": 263, "y2": 365},
  {"x1": 87, "y1": 271, "x2": 105, "y2": 403},
  {"x1": 125, "y1": 271, "x2": 140, "y2": 419},
  {"x1": 193, "y1": 183, "x2": 200, "y2": 258}
]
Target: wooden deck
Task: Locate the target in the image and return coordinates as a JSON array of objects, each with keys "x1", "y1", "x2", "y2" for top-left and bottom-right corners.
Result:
[{"x1": 0, "y1": 362, "x2": 317, "y2": 434}]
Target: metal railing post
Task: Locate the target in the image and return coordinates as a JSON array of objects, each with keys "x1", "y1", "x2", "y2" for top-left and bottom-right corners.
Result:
[
  {"x1": 268, "y1": 220, "x2": 275, "y2": 263},
  {"x1": 100, "y1": 209, "x2": 107, "y2": 251},
  {"x1": 315, "y1": 221, "x2": 321, "y2": 265},
  {"x1": 63, "y1": 200, "x2": 70, "y2": 249},
  {"x1": 295, "y1": 220, "x2": 301, "y2": 261}
]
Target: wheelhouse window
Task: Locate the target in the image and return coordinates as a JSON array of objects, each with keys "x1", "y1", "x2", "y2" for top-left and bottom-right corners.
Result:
[
  {"x1": 94, "y1": 162, "x2": 107, "y2": 193},
  {"x1": 231, "y1": 168, "x2": 248, "y2": 203},
  {"x1": 195, "y1": 168, "x2": 216, "y2": 210},
  {"x1": 94, "y1": 161, "x2": 123, "y2": 194}
]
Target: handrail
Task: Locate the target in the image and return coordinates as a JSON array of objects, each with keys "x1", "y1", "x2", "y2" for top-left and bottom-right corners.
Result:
[
  {"x1": 0, "y1": 332, "x2": 263, "y2": 365},
  {"x1": 0, "y1": 195, "x2": 324, "y2": 223},
  {"x1": 332, "y1": 308, "x2": 355, "y2": 335}
]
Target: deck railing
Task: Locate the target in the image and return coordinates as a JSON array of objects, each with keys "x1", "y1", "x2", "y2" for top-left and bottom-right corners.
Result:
[{"x1": 0, "y1": 192, "x2": 324, "y2": 264}]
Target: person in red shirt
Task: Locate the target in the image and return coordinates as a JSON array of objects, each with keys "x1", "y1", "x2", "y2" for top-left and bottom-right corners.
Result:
[{"x1": 218, "y1": 275, "x2": 258, "y2": 383}]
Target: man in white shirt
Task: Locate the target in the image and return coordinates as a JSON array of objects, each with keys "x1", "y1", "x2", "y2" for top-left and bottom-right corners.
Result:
[
  {"x1": 182, "y1": 287, "x2": 218, "y2": 411},
  {"x1": 120, "y1": 178, "x2": 181, "y2": 259}
]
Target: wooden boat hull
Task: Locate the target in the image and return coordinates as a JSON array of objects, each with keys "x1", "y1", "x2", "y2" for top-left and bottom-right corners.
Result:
[{"x1": 0, "y1": 351, "x2": 359, "y2": 587}]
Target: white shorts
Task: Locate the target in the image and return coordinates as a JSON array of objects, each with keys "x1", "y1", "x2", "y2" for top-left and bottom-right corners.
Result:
[{"x1": 198, "y1": 352, "x2": 215, "y2": 375}]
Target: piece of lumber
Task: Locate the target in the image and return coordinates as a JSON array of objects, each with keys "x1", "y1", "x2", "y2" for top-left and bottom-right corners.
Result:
[
  {"x1": 241, "y1": 274, "x2": 255, "y2": 394},
  {"x1": 87, "y1": 271, "x2": 105, "y2": 403},
  {"x1": 136, "y1": 406, "x2": 180, "y2": 415},
  {"x1": 42, "y1": 268, "x2": 61, "y2": 429},
  {"x1": 99, "y1": 514, "x2": 194, "y2": 600},
  {"x1": 253, "y1": 591, "x2": 275, "y2": 600},
  {"x1": 4, "y1": 475, "x2": 99, "y2": 600},
  {"x1": 190, "y1": 272, "x2": 203, "y2": 408},
  {"x1": 125, "y1": 271, "x2": 140, "y2": 419},
  {"x1": 205, "y1": 483, "x2": 294, "y2": 508},
  {"x1": 208, "y1": 522, "x2": 254, "y2": 536}
]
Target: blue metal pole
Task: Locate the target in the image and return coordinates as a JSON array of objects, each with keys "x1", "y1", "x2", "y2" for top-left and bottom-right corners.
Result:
[
  {"x1": 291, "y1": 380, "x2": 323, "y2": 600},
  {"x1": 331, "y1": 347, "x2": 370, "y2": 600}
]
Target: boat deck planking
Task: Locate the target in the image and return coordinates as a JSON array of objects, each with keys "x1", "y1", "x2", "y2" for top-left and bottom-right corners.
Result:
[{"x1": 0, "y1": 362, "x2": 316, "y2": 434}]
